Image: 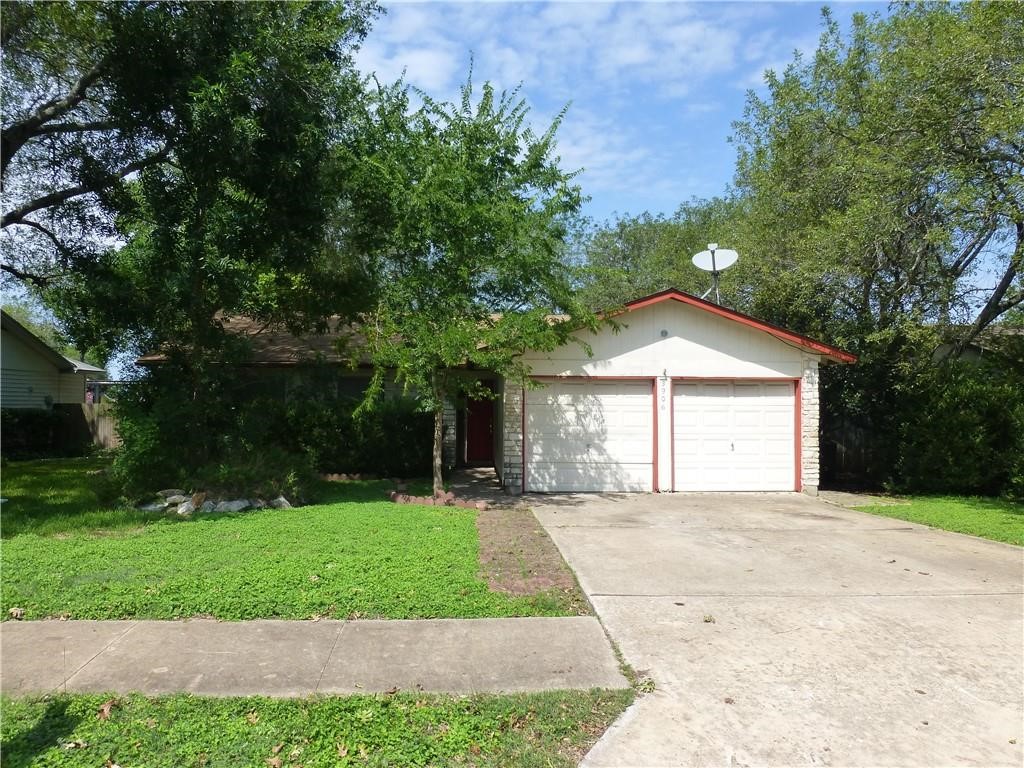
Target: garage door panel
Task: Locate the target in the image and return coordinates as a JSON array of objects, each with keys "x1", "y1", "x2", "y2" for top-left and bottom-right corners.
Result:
[
  {"x1": 528, "y1": 464, "x2": 651, "y2": 493},
  {"x1": 734, "y1": 409, "x2": 763, "y2": 427},
  {"x1": 733, "y1": 384, "x2": 763, "y2": 397},
  {"x1": 673, "y1": 381, "x2": 795, "y2": 492},
  {"x1": 526, "y1": 380, "x2": 653, "y2": 492},
  {"x1": 763, "y1": 382, "x2": 794, "y2": 398}
]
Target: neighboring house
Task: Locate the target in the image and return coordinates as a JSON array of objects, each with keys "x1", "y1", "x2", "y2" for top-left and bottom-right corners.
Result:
[
  {"x1": 139, "y1": 289, "x2": 856, "y2": 495},
  {"x1": 1, "y1": 310, "x2": 106, "y2": 409}
]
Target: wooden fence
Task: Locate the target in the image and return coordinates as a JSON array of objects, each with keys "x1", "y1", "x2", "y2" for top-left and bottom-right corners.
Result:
[{"x1": 80, "y1": 402, "x2": 121, "y2": 449}]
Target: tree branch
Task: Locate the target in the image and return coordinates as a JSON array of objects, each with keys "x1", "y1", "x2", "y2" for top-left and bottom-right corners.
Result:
[
  {"x1": 31, "y1": 120, "x2": 119, "y2": 137},
  {"x1": 1, "y1": 62, "x2": 105, "y2": 178},
  {"x1": 2, "y1": 147, "x2": 169, "y2": 229},
  {"x1": 950, "y1": 219, "x2": 1023, "y2": 358},
  {"x1": 11, "y1": 217, "x2": 79, "y2": 265},
  {"x1": 0, "y1": 261, "x2": 55, "y2": 287}
]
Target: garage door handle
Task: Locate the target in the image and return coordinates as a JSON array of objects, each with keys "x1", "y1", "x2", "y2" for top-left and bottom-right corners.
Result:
[{"x1": 730, "y1": 441, "x2": 734, "y2": 452}]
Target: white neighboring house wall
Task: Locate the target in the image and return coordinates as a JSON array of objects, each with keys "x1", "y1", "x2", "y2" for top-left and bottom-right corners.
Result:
[
  {"x1": 498, "y1": 298, "x2": 836, "y2": 495},
  {"x1": 0, "y1": 314, "x2": 102, "y2": 409}
]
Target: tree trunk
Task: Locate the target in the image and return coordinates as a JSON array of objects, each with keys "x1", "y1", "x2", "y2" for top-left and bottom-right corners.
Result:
[{"x1": 432, "y1": 404, "x2": 444, "y2": 494}]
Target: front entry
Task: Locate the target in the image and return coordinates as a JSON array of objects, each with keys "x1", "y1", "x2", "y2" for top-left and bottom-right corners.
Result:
[{"x1": 466, "y1": 397, "x2": 494, "y2": 463}]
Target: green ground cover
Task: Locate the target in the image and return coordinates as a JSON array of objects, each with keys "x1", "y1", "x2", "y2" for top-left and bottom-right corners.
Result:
[
  {"x1": 0, "y1": 689, "x2": 634, "y2": 768},
  {"x1": 854, "y1": 495, "x2": 1024, "y2": 545},
  {"x1": 0, "y1": 456, "x2": 137, "y2": 539},
  {"x1": 0, "y1": 458, "x2": 572, "y2": 620}
]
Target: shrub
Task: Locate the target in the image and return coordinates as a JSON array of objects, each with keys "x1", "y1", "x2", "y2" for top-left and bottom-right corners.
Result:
[
  {"x1": 0, "y1": 407, "x2": 92, "y2": 459},
  {"x1": 894, "y1": 359, "x2": 1024, "y2": 497},
  {"x1": 112, "y1": 362, "x2": 432, "y2": 499}
]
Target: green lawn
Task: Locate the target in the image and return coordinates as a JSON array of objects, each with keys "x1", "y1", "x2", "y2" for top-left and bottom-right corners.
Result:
[
  {"x1": 0, "y1": 456, "x2": 141, "y2": 539},
  {"x1": 0, "y1": 690, "x2": 634, "y2": 768},
  {"x1": 853, "y1": 495, "x2": 1024, "y2": 545},
  {"x1": 0, "y1": 458, "x2": 574, "y2": 620}
]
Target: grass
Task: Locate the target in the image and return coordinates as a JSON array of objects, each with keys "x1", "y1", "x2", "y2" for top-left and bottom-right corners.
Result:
[
  {"x1": 0, "y1": 689, "x2": 634, "y2": 768},
  {"x1": 0, "y1": 458, "x2": 577, "y2": 620},
  {"x1": 0, "y1": 456, "x2": 140, "y2": 539},
  {"x1": 853, "y1": 495, "x2": 1024, "y2": 545}
]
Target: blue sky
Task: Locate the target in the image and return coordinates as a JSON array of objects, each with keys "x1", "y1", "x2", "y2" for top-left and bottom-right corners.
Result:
[{"x1": 354, "y1": 1, "x2": 891, "y2": 223}]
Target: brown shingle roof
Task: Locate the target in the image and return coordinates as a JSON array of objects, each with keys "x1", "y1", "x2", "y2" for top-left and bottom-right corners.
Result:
[{"x1": 136, "y1": 315, "x2": 367, "y2": 366}]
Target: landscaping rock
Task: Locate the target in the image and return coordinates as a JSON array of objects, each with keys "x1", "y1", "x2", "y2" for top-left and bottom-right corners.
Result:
[
  {"x1": 269, "y1": 496, "x2": 292, "y2": 509},
  {"x1": 475, "y1": 501, "x2": 489, "y2": 511},
  {"x1": 199, "y1": 500, "x2": 216, "y2": 513},
  {"x1": 250, "y1": 499, "x2": 267, "y2": 509},
  {"x1": 165, "y1": 494, "x2": 188, "y2": 505},
  {"x1": 157, "y1": 489, "x2": 186, "y2": 498},
  {"x1": 214, "y1": 499, "x2": 250, "y2": 513},
  {"x1": 138, "y1": 501, "x2": 168, "y2": 512},
  {"x1": 176, "y1": 500, "x2": 196, "y2": 515}
]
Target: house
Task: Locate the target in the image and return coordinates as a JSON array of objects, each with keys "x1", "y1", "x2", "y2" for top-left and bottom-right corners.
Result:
[
  {"x1": 497, "y1": 289, "x2": 855, "y2": 495},
  {"x1": 138, "y1": 289, "x2": 856, "y2": 494},
  {"x1": 1, "y1": 310, "x2": 106, "y2": 409}
]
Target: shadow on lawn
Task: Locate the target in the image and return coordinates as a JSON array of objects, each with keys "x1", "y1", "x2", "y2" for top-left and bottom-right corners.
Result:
[{"x1": 0, "y1": 698, "x2": 82, "y2": 768}]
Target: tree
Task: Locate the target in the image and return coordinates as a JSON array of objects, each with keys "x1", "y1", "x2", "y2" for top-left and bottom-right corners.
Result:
[
  {"x1": 1, "y1": 2, "x2": 388, "y2": 492},
  {"x1": 731, "y1": 2, "x2": 1023, "y2": 350},
  {"x1": 576, "y1": 198, "x2": 745, "y2": 311},
  {"x1": 344, "y1": 80, "x2": 597, "y2": 492},
  {"x1": 2, "y1": 1, "x2": 379, "y2": 357}
]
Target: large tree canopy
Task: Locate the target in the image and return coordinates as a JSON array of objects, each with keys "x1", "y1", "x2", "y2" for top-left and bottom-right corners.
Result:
[
  {"x1": 1, "y1": 0, "x2": 378, "y2": 357},
  {"x1": 344, "y1": 80, "x2": 597, "y2": 490},
  {"x1": 731, "y1": 1, "x2": 1022, "y2": 349},
  {"x1": 577, "y1": 3, "x2": 1022, "y2": 352}
]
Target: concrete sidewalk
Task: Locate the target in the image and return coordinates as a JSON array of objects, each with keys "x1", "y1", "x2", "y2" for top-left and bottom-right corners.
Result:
[{"x1": 1, "y1": 616, "x2": 628, "y2": 698}]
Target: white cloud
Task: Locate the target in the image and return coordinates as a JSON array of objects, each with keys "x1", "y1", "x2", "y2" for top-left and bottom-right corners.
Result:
[{"x1": 354, "y1": 1, "x2": 839, "y2": 216}]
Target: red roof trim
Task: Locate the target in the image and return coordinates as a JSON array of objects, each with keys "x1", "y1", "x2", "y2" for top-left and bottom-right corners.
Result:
[{"x1": 618, "y1": 289, "x2": 857, "y2": 363}]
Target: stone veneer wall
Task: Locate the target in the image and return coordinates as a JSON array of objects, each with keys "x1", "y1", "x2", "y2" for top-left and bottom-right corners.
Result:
[
  {"x1": 442, "y1": 398, "x2": 457, "y2": 470},
  {"x1": 800, "y1": 358, "x2": 820, "y2": 494},
  {"x1": 501, "y1": 387, "x2": 524, "y2": 494}
]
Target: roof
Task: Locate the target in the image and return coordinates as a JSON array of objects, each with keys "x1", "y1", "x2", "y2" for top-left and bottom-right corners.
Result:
[
  {"x1": 69, "y1": 359, "x2": 107, "y2": 374},
  {"x1": 137, "y1": 290, "x2": 858, "y2": 367},
  {"x1": 621, "y1": 289, "x2": 857, "y2": 363},
  {"x1": 136, "y1": 315, "x2": 367, "y2": 366}
]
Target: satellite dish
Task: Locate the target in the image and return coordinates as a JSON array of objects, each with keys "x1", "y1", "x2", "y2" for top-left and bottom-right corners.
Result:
[
  {"x1": 690, "y1": 243, "x2": 739, "y2": 305},
  {"x1": 692, "y1": 248, "x2": 738, "y2": 272}
]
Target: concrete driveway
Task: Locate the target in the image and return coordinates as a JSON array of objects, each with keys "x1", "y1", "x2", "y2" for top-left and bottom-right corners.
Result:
[{"x1": 532, "y1": 493, "x2": 1023, "y2": 768}]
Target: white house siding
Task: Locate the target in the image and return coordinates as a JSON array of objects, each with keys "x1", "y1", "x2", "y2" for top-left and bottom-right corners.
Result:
[
  {"x1": 522, "y1": 302, "x2": 804, "y2": 379},
  {"x1": 0, "y1": 330, "x2": 85, "y2": 408},
  {"x1": 503, "y1": 300, "x2": 824, "y2": 494}
]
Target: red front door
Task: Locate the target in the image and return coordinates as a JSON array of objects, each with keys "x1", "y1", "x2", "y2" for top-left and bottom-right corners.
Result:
[{"x1": 466, "y1": 398, "x2": 494, "y2": 463}]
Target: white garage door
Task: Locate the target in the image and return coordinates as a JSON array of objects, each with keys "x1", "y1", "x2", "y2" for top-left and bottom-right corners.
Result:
[
  {"x1": 673, "y1": 381, "x2": 795, "y2": 491},
  {"x1": 526, "y1": 380, "x2": 653, "y2": 492}
]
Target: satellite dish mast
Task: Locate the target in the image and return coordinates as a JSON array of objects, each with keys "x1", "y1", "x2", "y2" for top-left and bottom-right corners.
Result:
[{"x1": 691, "y1": 243, "x2": 739, "y2": 305}]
